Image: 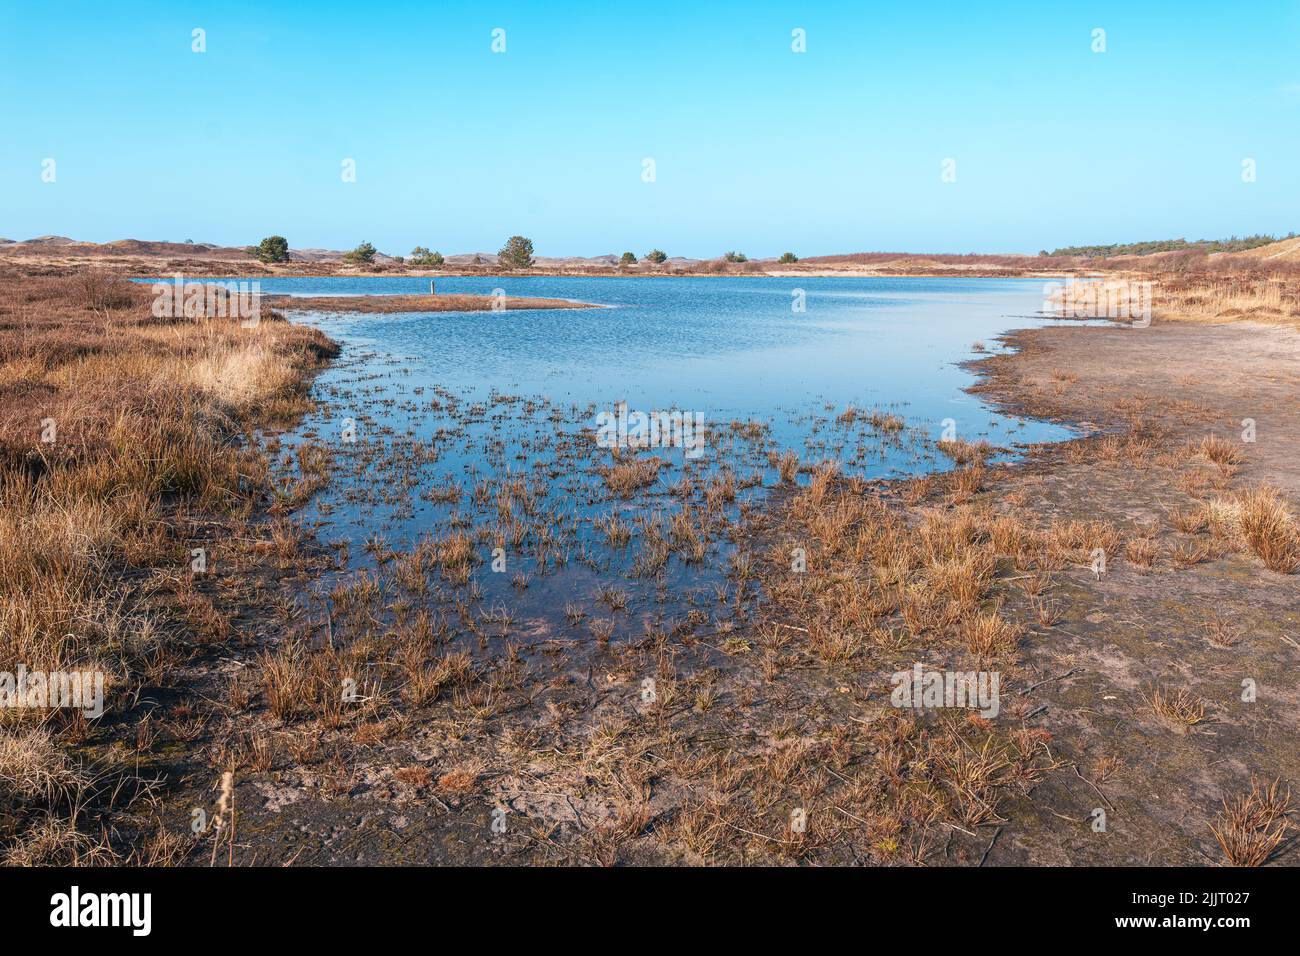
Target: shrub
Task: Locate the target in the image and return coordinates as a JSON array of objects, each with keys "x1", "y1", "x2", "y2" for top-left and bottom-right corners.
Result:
[
  {"x1": 498, "y1": 236, "x2": 535, "y2": 269},
  {"x1": 723, "y1": 251, "x2": 747, "y2": 263},
  {"x1": 409, "y1": 247, "x2": 444, "y2": 266},
  {"x1": 249, "y1": 236, "x2": 290, "y2": 263},
  {"x1": 620, "y1": 251, "x2": 637, "y2": 265},
  {"x1": 778, "y1": 252, "x2": 798, "y2": 264},
  {"x1": 645, "y1": 249, "x2": 667, "y2": 264},
  {"x1": 76, "y1": 271, "x2": 135, "y2": 310},
  {"x1": 343, "y1": 241, "x2": 377, "y2": 264}
]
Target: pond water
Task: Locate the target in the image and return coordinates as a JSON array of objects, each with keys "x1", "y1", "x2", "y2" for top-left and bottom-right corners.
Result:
[
  {"x1": 251, "y1": 273, "x2": 1073, "y2": 460},
  {"x1": 161, "y1": 275, "x2": 1092, "y2": 641}
]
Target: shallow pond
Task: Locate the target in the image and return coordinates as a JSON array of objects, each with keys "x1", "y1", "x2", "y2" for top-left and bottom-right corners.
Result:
[
  {"x1": 182, "y1": 275, "x2": 1093, "y2": 647},
  {"x1": 252, "y1": 274, "x2": 1069, "y2": 462}
]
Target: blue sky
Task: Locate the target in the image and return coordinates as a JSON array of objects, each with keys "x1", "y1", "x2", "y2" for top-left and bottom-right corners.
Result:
[{"x1": 2, "y1": 0, "x2": 1298, "y2": 257}]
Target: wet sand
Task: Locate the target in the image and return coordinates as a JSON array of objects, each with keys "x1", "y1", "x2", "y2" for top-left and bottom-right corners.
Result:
[{"x1": 965, "y1": 319, "x2": 1300, "y2": 863}]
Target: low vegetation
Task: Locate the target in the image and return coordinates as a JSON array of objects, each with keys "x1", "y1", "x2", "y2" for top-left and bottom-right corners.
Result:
[
  {"x1": 1045, "y1": 235, "x2": 1294, "y2": 258},
  {"x1": 1210, "y1": 778, "x2": 1292, "y2": 866},
  {"x1": 2, "y1": 248, "x2": 1295, "y2": 868},
  {"x1": 0, "y1": 268, "x2": 337, "y2": 862},
  {"x1": 408, "y1": 247, "x2": 444, "y2": 267}
]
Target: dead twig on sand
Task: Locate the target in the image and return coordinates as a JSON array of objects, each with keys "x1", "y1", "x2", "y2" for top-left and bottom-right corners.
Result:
[
  {"x1": 978, "y1": 826, "x2": 1003, "y2": 867},
  {"x1": 1074, "y1": 764, "x2": 1114, "y2": 810},
  {"x1": 1012, "y1": 668, "x2": 1079, "y2": 696}
]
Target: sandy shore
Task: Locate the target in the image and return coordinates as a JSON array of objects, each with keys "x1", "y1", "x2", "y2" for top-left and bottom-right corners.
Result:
[{"x1": 962, "y1": 319, "x2": 1300, "y2": 863}]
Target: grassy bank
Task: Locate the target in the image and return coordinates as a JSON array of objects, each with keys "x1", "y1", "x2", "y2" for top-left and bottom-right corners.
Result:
[
  {"x1": 1154, "y1": 271, "x2": 1300, "y2": 327},
  {"x1": 0, "y1": 268, "x2": 337, "y2": 862}
]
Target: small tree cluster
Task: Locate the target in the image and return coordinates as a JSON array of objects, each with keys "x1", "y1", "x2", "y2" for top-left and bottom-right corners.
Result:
[
  {"x1": 343, "y1": 241, "x2": 377, "y2": 264},
  {"x1": 248, "y1": 235, "x2": 290, "y2": 263},
  {"x1": 409, "y1": 247, "x2": 445, "y2": 266}
]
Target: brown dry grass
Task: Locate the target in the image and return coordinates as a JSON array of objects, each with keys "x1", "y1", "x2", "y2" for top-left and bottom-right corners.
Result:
[
  {"x1": 1143, "y1": 686, "x2": 1207, "y2": 728},
  {"x1": 1210, "y1": 778, "x2": 1292, "y2": 866},
  {"x1": 1187, "y1": 485, "x2": 1300, "y2": 573},
  {"x1": 1197, "y1": 434, "x2": 1243, "y2": 466},
  {"x1": 602, "y1": 453, "x2": 663, "y2": 497},
  {"x1": 0, "y1": 268, "x2": 337, "y2": 861},
  {"x1": 1232, "y1": 486, "x2": 1300, "y2": 573},
  {"x1": 436, "y1": 766, "x2": 479, "y2": 793},
  {"x1": 1156, "y1": 273, "x2": 1300, "y2": 327}
]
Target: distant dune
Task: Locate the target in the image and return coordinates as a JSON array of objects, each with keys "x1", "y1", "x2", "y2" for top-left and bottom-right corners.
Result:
[
  {"x1": 0, "y1": 236, "x2": 699, "y2": 270},
  {"x1": 1, "y1": 234, "x2": 1241, "y2": 279},
  {"x1": 1227, "y1": 235, "x2": 1300, "y2": 262},
  {"x1": 0, "y1": 236, "x2": 253, "y2": 260},
  {"x1": 0, "y1": 236, "x2": 723, "y2": 273}
]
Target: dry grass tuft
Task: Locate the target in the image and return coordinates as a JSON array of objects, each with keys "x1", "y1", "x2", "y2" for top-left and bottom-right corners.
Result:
[
  {"x1": 1168, "y1": 505, "x2": 1209, "y2": 535},
  {"x1": 436, "y1": 766, "x2": 479, "y2": 794},
  {"x1": 1197, "y1": 434, "x2": 1243, "y2": 466},
  {"x1": 1203, "y1": 615, "x2": 1242, "y2": 648},
  {"x1": 1233, "y1": 487, "x2": 1300, "y2": 573},
  {"x1": 936, "y1": 438, "x2": 994, "y2": 467},
  {"x1": 1143, "y1": 686, "x2": 1206, "y2": 728},
  {"x1": 603, "y1": 454, "x2": 663, "y2": 497},
  {"x1": 1124, "y1": 535, "x2": 1158, "y2": 569},
  {"x1": 0, "y1": 728, "x2": 84, "y2": 805},
  {"x1": 960, "y1": 612, "x2": 1023, "y2": 657},
  {"x1": 776, "y1": 450, "x2": 800, "y2": 484},
  {"x1": 393, "y1": 765, "x2": 433, "y2": 789},
  {"x1": 1210, "y1": 778, "x2": 1292, "y2": 866}
]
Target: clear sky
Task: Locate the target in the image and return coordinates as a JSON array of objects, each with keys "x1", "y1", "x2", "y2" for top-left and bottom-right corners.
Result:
[{"x1": 2, "y1": 0, "x2": 1298, "y2": 257}]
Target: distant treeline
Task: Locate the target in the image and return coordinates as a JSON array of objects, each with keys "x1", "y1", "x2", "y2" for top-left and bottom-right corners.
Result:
[{"x1": 1044, "y1": 234, "x2": 1297, "y2": 258}]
